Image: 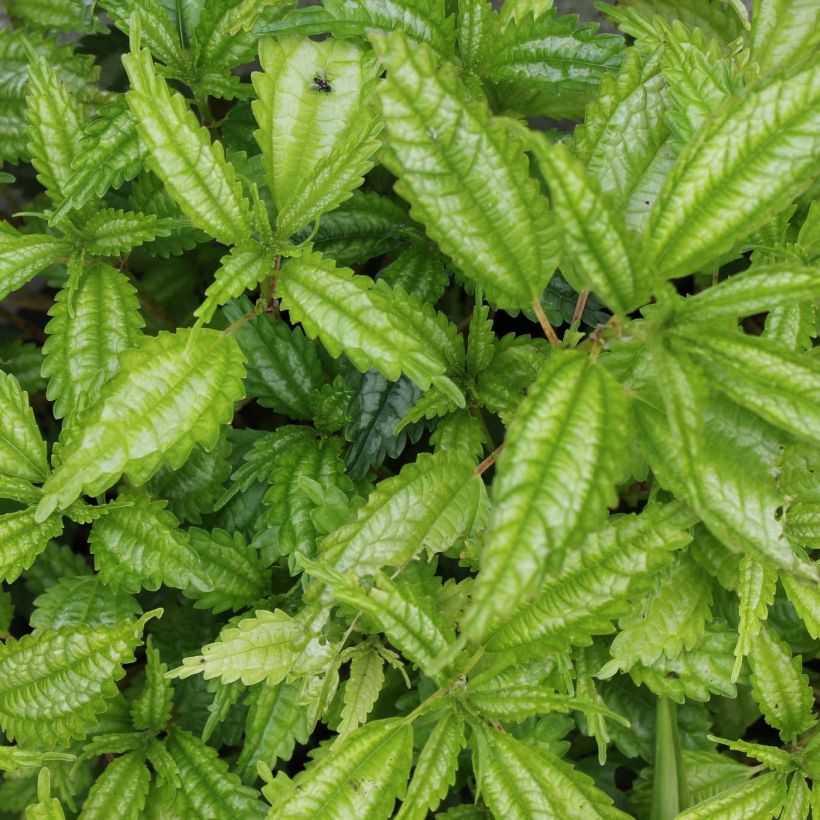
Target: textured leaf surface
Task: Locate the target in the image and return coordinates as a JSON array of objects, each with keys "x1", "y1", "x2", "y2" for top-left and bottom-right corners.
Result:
[
  {"x1": 533, "y1": 138, "x2": 645, "y2": 313},
  {"x1": 279, "y1": 252, "x2": 462, "y2": 394},
  {"x1": 467, "y1": 351, "x2": 628, "y2": 640},
  {"x1": 473, "y1": 724, "x2": 628, "y2": 819},
  {"x1": 374, "y1": 31, "x2": 559, "y2": 310},
  {"x1": 0, "y1": 371, "x2": 47, "y2": 482},
  {"x1": 168, "y1": 609, "x2": 300, "y2": 686},
  {"x1": 0, "y1": 611, "x2": 156, "y2": 748},
  {"x1": 0, "y1": 506, "x2": 64, "y2": 584},
  {"x1": 677, "y1": 772, "x2": 787, "y2": 820},
  {"x1": 37, "y1": 328, "x2": 245, "y2": 519},
  {"x1": 130, "y1": 638, "x2": 173, "y2": 732},
  {"x1": 272, "y1": 719, "x2": 412, "y2": 820},
  {"x1": 123, "y1": 46, "x2": 253, "y2": 244},
  {"x1": 0, "y1": 232, "x2": 70, "y2": 303},
  {"x1": 78, "y1": 750, "x2": 151, "y2": 820},
  {"x1": 42, "y1": 263, "x2": 143, "y2": 421},
  {"x1": 645, "y1": 65, "x2": 820, "y2": 280},
  {"x1": 337, "y1": 645, "x2": 385, "y2": 736},
  {"x1": 751, "y1": 0, "x2": 820, "y2": 75}
]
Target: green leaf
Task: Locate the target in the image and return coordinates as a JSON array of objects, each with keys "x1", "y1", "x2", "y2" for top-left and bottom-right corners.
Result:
[
  {"x1": 222, "y1": 297, "x2": 323, "y2": 420},
  {"x1": 0, "y1": 748, "x2": 74, "y2": 773},
  {"x1": 466, "y1": 350, "x2": 628, "y2": 641},
  {"x1": 457, "y1": 0, "x2": 494, "y2": 73},
  {"x1": 732, "y1": 555, "x2": 776, "y2": 682},
  {"x1": 748, "y1": 624, "x2": 816, "y2": 742},
  {"x1": 675, "y1": 263, "x2": 820, "y2": 323},
  {"x1": 88, "y1": 493, "x2": 211, "y2": 594},
  {"x1": 130, "y1": 637, "x2": 173, "y2": 732},
  {"x1": 644, "y1": 65, "x2": 820, "y2": 280},
  {"x1": 123, "y1": 45, "x2": 253, "y2": 245},
  {"x1": 378, "y1": 241, "x2": 450, "y2": 305},
  {"x1": 751, "y1": 0, "x2": 820, "y2": 76},
  {"x1": 677, "y1": 772, "x2": 787, "y2": 820},
  {"x1": 50, "y1": 97, "x2": 145, "y2": 225},
  {"x1": 337, "y1": 645, "x2": 385, "y2": 736},
  {"x1": 161, "y1": 728, "x2": 266, "y2": 818},
  {"x1": 0, "y1": 232, "x2": 70, "y2": 304},
  {"x1": 167, "y1": 609, "x2": 301, "y2": 686},
  {"x1": 574, "y1": 48, "x2": 673, "y2": 233},
  {"x1": 320, "y1": 451, "x2": 482, "y2": 576},
  {"x1": 78, "y1": 751, "x2": 151, "y2": 820},
  {"x1": 472, "y1": 723, "x2": 628, "y2": 819},
  {"x1": 0, "y1": 506, "x2": 64, "y2": 584},
  {"x1": 185, "y1": 528, "x2": 269, "y2": 614},
  {"x1": 672, "y1": 326, "x2": 820, "y2": 445},
  {"x1": 25, "y1": 57, "x2": 84, "y2": 205},
  {"x1": 485, "y1": 10, "x2": 625, "y2": 115},
  {"x1": 42, "y1": 262, "x2": 144, "y2": 421},
  {"x1": 279, "y1": 251, "x2": 463, "y2": 394},
  {"x1": 780, "y1": 774, "x2": 811, "y2": 820},
  {"x1": 373, "y1": 31, "x2": 560, "y2": 310},
  {"x1": 30, "y1": 575, "x2": 141, "y2": 631},
  {"x1": 236, "y1": 681, "x2": 314, "y2": 783},
  {"x1": 0, "y1": 371, "x2": 47, "y2": 482},
  {"x1": 300, "y1": 558, "x2": 453, "y2": 675},
  {"x1": 270, "y1": 718, "x2": 412, "y2": 820},
  {"x1": 37, "y1": 328, "x2": 246, "y2": 519},
  {"x1": 709, "y1": 735, "x2": 798, "y2": 773},
  {"x1": 605, "y1": 553, "x2": 712, "y2": 673},
  {"x1": 532, "y1": 138, "x2": 646, "y2": 313},
  {"x1": 396, "y1": 710, "x2": 465, "y2": 820},
  {"x1": 780, "y1": 572, "x2": 820, "y2": 640},
  {"x1": 195, "y1": 241, "x2": 278, "y2": 325},
  {"x1": 0, "y1": 610, "x2": 158, "y2": 748},
  {"x1": 24, "y1": 767, "x2": 65, "y2": 820},
  {"x1": 70, "y1": 208, "x2": 179, "y2": 257},
  {"x1": 626, "y1": 625, "x2": 738, "y2": 703}
]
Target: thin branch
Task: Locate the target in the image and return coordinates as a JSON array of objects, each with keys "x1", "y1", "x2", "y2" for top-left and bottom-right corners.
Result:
[
  {"x1": 475, "y1": 443, "x2": 504, "y2": 477},
  {"x1": 531, "y1": 298, "x2": 560, "y2": 347},
  {"x1": 571, "y1": 289, "x2": 589, "y2": 326}
]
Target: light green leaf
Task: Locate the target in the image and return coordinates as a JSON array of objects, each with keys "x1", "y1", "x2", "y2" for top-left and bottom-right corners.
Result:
[
  {"x1": 196, "y1": 241, "x2": 278, "y2": 325},
  {"x1": 677, "y1": 772, "x2": 787, "y2": 820},
  {"x1": 532, "y1": 138, "x2": 645, "y2": 313},
  {"x1": 271, "y1": 718, "x2": 412, "y2": 820},
  {"x1": 78, "y1": 750, "x2": 150, "y2": 820},
  {"x1": 321, "y1": 451, "x2": 482, "y2": 576},
  {"x1": 251, "y1": 35, "x2": 378, "y2": 212},
  {"x1": 373, "y1": 30, "x2": 559, "y2": 310},
  {"x1": 88, "y1": 493, "x2": 211, "y2": 594},
  {"x1": 751, "y1": 0, "x2": 820, "y2": 76},
  {"x1": 0, "y1": 748, "x2": 74, "y2": 773},
  {"x1": 130, "y1": 637, "x2": 173, "y2": 732},
  {"x1": 732, "y1": 555, "x2": 776, "y2": 682},
  {"x1": 675, "y1": 263, "x2": 820, "y2": 323},
  {"x1": 672, "y1": 326, "x2": 820, "y2": 445},
  {"x1": 0, "y1": 371, "x2": 47, "y2": 482},
  {"x1": 0, "y1": 232, "x2": 71, "y2": 304},
  {"x1": 466, "y1": 350, "x2": 628, "y2": 641},
  {"x1": 279, "y1": 251, "x2": 463, "y2": 395},
  {"x1": 781, "y1": 774, "x2": 811, "y2": 820},
  {"x1": 37, "y1": 328, "x2": 246, "y2": 520},
  {"x1": 30, "y1": 575, "x2": 141, "y2": 631},
  {"x1": 24, "y1": 767, "x2": 65, "y2": 820},
  {"x1": 574, "y1": 48, "x2": 674, "y2": 233},
  {"x1": 123, "y1": 45, "x2": 253, "y2": 244},
  {"x1": 0, "y1": 506, "x2": 64, "y2": 584},
  {"x1": 780, "y1": 572, "x2": 820, "y2": 640},
  {"x1": 709, "y1": 735, "x2": 798, "y2": 773},
  {"x1": 644, "y1": 65, "x2": 820, "y2": 280},
  {"x1": 748, "y1": 624, "x2": 816, "y2": 742},
  {"x1": 42, "y1": 262, "x2": 144, "y2": 420},
  {"x1": 485, "y1": 9, "x2": 625, "y2": 116},
  {"x1": 457, "y1": 0, "x2": 494, "y2": 73},
  {"x1": 472, "y1": 723, "x2": 628, "y2": 819},
  {"x1": 0, "y1": 610, "x2": 159, "y2": 748},
  {"x1": 161, "y1": 728, "x2": 266, "y2": 818},
  {"x1": 25, "y1": 57, "x2": 84, "y2": 204},
  {"x1": 167, "y1": 609, "x2": 301, "y2": 686},
  {"x1": 50, "y1": 97, "x2": 145, "y2": 225},
  {"x1": 70, "y1": 208, "x2": 178, "y2": 257},
  {"x1": 337, "y1": 645, "x2": 385, "y2": 737},
  {"x1": 236, "y1": 681, "x2": 314, "y2": 783},
  {"x1": 606, "y1": 553, "x2": 712, "y2": 672},
  {"x1": 275, "y1": 114, "x2": 382, "y2": 240}
]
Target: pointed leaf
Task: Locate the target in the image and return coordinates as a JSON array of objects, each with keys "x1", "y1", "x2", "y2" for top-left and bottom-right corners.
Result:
[
  {"x1": 0, "y1": 506, "x2": 64, "y2": 584},
  {"x1": 466, "y1": 350, "x2": 628, "y2": 641},
  {"x1": 0, "y1": 232, "x2": 70, "y2": 304},
  {"x1": 37, "y1": 328, "x2": 246, "y2": 519},
  {"x1": 78, "y1": 751, "x2": 151, "y2": 820},
  {"x1": 0, "y1": 371, "x2": 47, "y2": 482},
  {"x1": 130, "y1": 638, "x2": 173, "y2": 732},
  {"x1": 373, "y1": 31, "x2": 559, "y2": 310},
  {"x1": 677, "y1": 772, "x2": 787, "y2": 820},
  {"x1": 732, "y1": 555, "x2": 776, "y2": 682},
  {"x1": 337, "y1": 645, "x2": 385, "y2": 736}
]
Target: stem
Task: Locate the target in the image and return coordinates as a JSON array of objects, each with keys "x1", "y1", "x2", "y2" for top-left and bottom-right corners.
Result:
[
  {"x1": 532, "y1": 298, "x2": 560, "y2": 348},
  {"x1": 475, "y1": 443, "x2": 504, "y2": 477},
  {"x1": 650, "y1": 696, "x2": 689, "y2": 820},
  {"x1": 571, "y1": 289, "x2": 589, "y2": 326},
  {"x1": 221, "y1": 308, "x2": 257, "y2": 337}
]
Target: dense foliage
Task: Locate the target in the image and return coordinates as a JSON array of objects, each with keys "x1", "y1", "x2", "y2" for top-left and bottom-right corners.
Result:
[{"x1": 0, "y1": 0, "x2": 819, "y2": 816}]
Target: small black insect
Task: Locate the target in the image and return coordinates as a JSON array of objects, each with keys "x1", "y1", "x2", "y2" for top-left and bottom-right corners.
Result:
[{"x1": 310, "y1": 73, "x2": 333, "y2": 93}]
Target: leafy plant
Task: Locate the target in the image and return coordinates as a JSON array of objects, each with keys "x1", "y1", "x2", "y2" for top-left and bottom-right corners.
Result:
[{"x1": 0, "y1": 0, "x2": 818, "y2": 817}]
